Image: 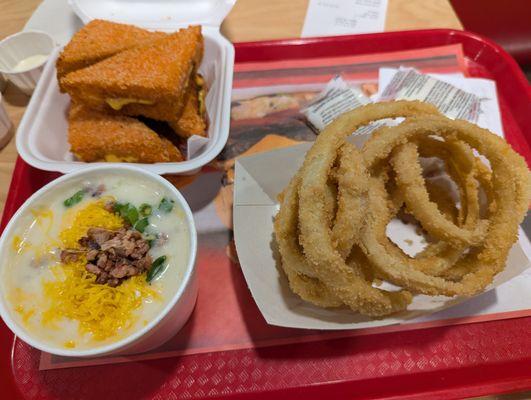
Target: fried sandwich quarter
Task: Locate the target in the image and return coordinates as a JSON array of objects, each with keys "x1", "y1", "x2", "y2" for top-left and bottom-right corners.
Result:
[
  {"x1": 61, "y1": 25, "x2": 203, "y2": 121},
  {"x1": 169, "y1": 74, "x2": 207, "y2": 138},
  {"x1": 56, "y1": 19, "x2": 167, "y2": 87},
  {"x1": 68, "y1": 103, "x2": 183, "y2": 163}
]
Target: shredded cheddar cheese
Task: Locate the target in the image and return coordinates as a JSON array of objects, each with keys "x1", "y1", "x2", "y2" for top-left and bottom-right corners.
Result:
[
  {"x1": 14, "y1": 208, "x2": 62, "y2": 260},
  {"x1": 12, "y1": 235, "x2": 30, "y2": 254},
  {"x1": 12, "y1": 288, "x2": 36, "y2": 325},
  {"x1": 30, "y1": 207, "x2": 54, "y2": 229},
  {"x1": 42, "y1": 200, "x2": 159, "y2": 342},
  {"x1": 15, "y1": 305, "x2": 35, "y2": 324}
]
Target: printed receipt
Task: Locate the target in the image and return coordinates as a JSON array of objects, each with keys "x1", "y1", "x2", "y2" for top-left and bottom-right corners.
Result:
[{"x1": 301, "y1": 0, "x2": 388, "y2": 38}]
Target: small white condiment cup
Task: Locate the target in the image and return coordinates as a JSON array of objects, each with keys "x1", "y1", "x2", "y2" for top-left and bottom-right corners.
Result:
[
  {"x1": 0, "y1": 165, "x2": 198, "y2": 357},
  {"x1": 0, "y1": 30, "x2": 55, "y2": 95}
]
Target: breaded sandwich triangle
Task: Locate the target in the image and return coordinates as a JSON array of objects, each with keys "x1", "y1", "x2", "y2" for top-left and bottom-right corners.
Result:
[
  {"x1": 61, "y1": 25, "x2": 203, "y2": 121},
  {"x1": 68, "y1": 103, "x2": 183, "y2": 163},
  {"x1": 57, "y1": 19, "x2": 167, "y2": 82}
]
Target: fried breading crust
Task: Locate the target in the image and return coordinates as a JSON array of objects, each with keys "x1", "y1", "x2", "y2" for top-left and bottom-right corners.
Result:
[
  {"x1": 61, "y1": 26, "x2": 204, "y2": 121},
  {"x1": 57, "y1": 19, "x2": 167, "y2": 86},
  {"x1": 68, "y1": 103, "x2": 183, "y2": 163},
  {"x1": 168, "y1": 81, "x2": 207, "y2": 138},
  {"x1": 161, "y1": 138, "x2": 184, "y2": 162}
]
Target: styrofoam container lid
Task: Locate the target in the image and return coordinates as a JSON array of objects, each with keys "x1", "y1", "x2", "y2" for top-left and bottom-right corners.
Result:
[
  {"x1": 16, "y1": 0, "x2": 235, "y2": 175},
  {"x1": 69, "y1": 0, "x2": 236, "y2": 29}
]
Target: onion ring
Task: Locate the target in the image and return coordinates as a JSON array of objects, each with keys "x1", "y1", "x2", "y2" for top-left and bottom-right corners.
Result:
[
  {"x1": 300, "y1": 100, "x2": 439, "y2": 264},
  {"x1": 296, "y1": 101, "x2": 439, "y2": 315},
  {"x1": 360, "y1": 115, "x2": 530, "y2": 296},
  {"x1": 273, "y1": 101, "x2": 529, "y2": 317},
  {"x1": 384, "y1": 136, "x2": 482, "y2": 276},
  {"x1": 391, "y1": 142, "x2": 487, "y2": 247},
  {"x1": 336, "y1": 135, "x2": 479, "y2": 277},
  {"x1": 274, "y1": 175, "x2": 343, "y2": 307},
  {"x1": 331, "y1": 143, "x2": 369, "y2": 258},
  {"x1": 424, "y1": 179, "x2": 459, "y2": 223},
  {"x1": 416, "y1": 136, "x2": 478, "y2": 227}
]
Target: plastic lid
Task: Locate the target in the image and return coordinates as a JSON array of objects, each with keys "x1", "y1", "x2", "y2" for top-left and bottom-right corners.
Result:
[{"x1": 68, "y1": 0, "x2": 236, "y2": 29}]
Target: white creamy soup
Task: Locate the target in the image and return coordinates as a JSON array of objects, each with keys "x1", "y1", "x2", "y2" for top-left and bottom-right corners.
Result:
[{"x1": 0, "y1": 173, "x2": 190, "y2": 350}]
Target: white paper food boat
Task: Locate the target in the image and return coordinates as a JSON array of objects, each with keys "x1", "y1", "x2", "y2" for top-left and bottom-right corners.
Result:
[{"x1": 233, "y1": 141, "x2": 531, "y2": 330}]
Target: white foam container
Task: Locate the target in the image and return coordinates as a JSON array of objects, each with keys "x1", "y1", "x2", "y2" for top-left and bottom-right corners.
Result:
[{"x1": 16, "y1": 0, "x2": 236, "y2": 175}]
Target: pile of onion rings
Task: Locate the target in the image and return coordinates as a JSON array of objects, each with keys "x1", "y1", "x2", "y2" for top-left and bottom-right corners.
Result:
[{"x1": 274, "y1": 100, "x2": 530, "y2": 317}]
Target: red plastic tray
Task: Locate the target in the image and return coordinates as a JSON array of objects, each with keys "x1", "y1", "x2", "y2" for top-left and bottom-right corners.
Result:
[{"x1": 1, "y1": 29, "x2": 531, "y2": 400}]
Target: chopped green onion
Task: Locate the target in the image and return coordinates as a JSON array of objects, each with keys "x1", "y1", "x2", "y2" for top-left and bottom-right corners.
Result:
[
  {"x1": 139, "y1": 203, "x2": 152, "y2": 216},
  {"x1": 113, "y1": 202, "x2": 125, "y2": 215},
  {"x1": 125, "y1": 206, "x2": 139, "y2": 225},
  {"x1": 158, "y1": 197, "x2": 174, "y2": 213},
  {"x1": 113, "y1": 202, "x2": 139, "y2": 226},
  {"x1": 134, "y1": 217, "x2": 149, "y2": 233},
  {"x1": 147, "y1": 255, "x2": 166, "y2": 283},
  {"x1": 63, "y1": 190, "x2": 85, "y2": 207}
]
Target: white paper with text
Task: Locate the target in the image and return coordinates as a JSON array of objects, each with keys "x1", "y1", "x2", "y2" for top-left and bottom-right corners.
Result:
[
  {"x1": 378, "y1": 68, "x2": 504, "y2": 136},
  {"x1": 302, "y1": 0, "x2": 388, "y2": 38}
]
